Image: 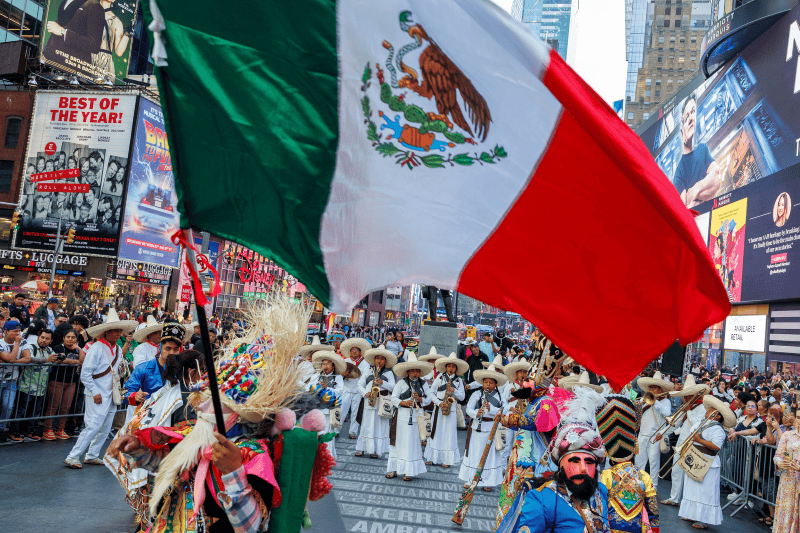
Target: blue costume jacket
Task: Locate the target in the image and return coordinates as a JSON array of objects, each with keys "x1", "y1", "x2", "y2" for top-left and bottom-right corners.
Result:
[
  {"x1": 498, "y1": 479, "x2": 610, "y2": 533},
  {"x1": 123, "y1": 358, "x2": 165, "y2": 405}
]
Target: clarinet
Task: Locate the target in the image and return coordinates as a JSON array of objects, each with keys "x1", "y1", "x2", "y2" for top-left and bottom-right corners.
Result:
[
  {"x1": 475, "y1": 389, "x2": 485, "y2": 433},
  {"x1": 407, "y1": 378, "x2": 415, "y2": 426}
]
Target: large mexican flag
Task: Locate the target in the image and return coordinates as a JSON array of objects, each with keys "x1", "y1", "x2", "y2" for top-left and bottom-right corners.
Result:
[{"x1": 145, "y1": 0, "x2": 729, "y2": 388}]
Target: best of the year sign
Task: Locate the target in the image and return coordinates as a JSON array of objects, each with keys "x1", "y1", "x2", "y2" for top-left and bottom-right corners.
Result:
[{"x1": 724, "y1": 314, "x2": 767, "y2": 352}]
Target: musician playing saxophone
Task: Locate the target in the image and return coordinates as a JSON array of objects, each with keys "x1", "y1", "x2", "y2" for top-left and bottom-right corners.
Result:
[
  {"x1": 425, "y1": 354, "x2": 467, "y2": 468},
  {"x1": 635, "y1": 371, "x2": 674, "y2": 492},
  {"x1": 355, "y1": 347, "x2": 397, "y2": 459}
]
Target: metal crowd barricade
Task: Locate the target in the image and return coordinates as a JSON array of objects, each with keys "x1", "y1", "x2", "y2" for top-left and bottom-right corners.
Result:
[
  {"x1": 0, "y1": 362, "x2": 128, "y2": 436},
  {"x1": 719, "y1": 435, "x2": 780, "y2": 517}
]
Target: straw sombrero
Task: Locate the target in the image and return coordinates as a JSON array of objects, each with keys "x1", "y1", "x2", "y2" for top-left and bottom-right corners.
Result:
[
  {"x1": 299, "y1": 335, "x2": 334, "y2": 357},
  {"x1": 559, "y1": 374, "x2": 580, "y2": 387},
  {"x1": 482, "y1": 354, "x2": 505, "y2": 368},
  {"x1": 86, "y1": 308, "x2": 137, "y2": 338},
  {"x1": 504, "y1": 360, "x2": 532, "y2": 383},
  {"x1": 670, "y1": 374, "x2": 710, "y2": 398},
  {"x1": 393, "y1": 352, "x2": 434, "y2": 379},
  {"x1": 562, "y1": 371, "x2": 603, "y2": 393},
  {"x1": 703, "y1": 394, "x2": 736, "y2": 428},
  {"x1": 312, "y1": 351, "x2": 347, "y2": 375},
  {"x1": 434, "y1": 352, "x2": 470, "y2": 375},
  {"x1": 340, "y1": 337, "x2": 371, "y2": 358},
  {"x1": 364, "y1": 344, "x2": 397, "y2": 368},
  {"x1": 419, "y1": 346, "x2": 444, "y2": 363},
  {"x1": 637, "y1": 371, "x2": 675, "y2": 392},
  {"x1": 133, "y1": 316, "x2": 162, "y2": 343},
  {"x1": 473, "y1": 364, "x2": 508, "y2": 386}
]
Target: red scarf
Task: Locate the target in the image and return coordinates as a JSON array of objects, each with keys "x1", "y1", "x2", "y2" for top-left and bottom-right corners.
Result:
[{"x1": 349, "y1": 354, "x2": 363, "y2": 367}]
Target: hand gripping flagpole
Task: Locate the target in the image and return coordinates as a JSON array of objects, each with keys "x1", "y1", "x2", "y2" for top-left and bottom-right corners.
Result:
[{"x1": 173, "y1": 229, "x2": 225, "y2": 432}]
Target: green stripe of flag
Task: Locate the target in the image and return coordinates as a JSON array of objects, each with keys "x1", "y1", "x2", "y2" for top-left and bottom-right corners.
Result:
[{"x1": 143, "y1": 0, "x2": 339, "y2": 304}]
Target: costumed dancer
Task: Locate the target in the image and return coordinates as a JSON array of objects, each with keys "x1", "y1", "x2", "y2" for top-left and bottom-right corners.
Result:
[
  {"x1": 425, "y1": 353, "x2": 468, "y2": 468},
  {"x1": 123, "y1": 322, "x2": 186, "y2": 425},
  {"x1": 387, "y1": 352, "x2": 433, "y2": 480},
  {"x1": 678, "y1": 395, "x2": 736, "y2": 530},
  {"x1": 501, "y1": 359, "x2": 532, "y2": 467},
  {"x1": 497, "y1": 388, "x2": 610, "y2": 533},
  {"x1": 659, "y1": 375, "x2": 710, "y2": 507},
  {"x1": 312, "y1": 349, "x2": 345, "y2": 460},
  {"x1": 635, "y1": 371, "x2": 673, "y2": 490},
  {"x1": 459, "y1": 364, "x2": 507, "y2": 492},
  {"x1": 596, "y1": 394, "x2": 660, "y2": 533},
  {"x1": 355, "y1": 344, "x2": 397, "y2": 458},
  {"x1": 339, "y1": 337, "x2": 371, "y2": 439},
  {"x1": 106, "y1": 297, "x2": 337, "y2": 533},
  {"x1": 64, "y1": 309, "x2": 138, "y2": 468}
]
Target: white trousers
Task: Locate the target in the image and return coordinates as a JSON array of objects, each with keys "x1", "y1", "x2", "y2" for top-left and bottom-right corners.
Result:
[
  {"x1": 340, "y1": 391, "x2": 361, "y2": 436},
  {"x1": 669, "y1": 448, "x2": 685, "y2": 502},
  {"x1": 501, "y1": 427, "x2": 516, "y2": 466},
  {"x1": 68, "y1": 396, "x2": 117, "y2": 461},
  {"x1": 635, "y1": 435, "x2": 661, "y2": 490}
]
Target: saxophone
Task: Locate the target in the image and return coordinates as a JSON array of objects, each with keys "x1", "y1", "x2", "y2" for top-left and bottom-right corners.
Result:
[
  {"x1": 368, "y1": 366, "x2": 380, "y2": 407},
  {"x1": 440, "y1": 374, "x2": 455, "y2": 416}
]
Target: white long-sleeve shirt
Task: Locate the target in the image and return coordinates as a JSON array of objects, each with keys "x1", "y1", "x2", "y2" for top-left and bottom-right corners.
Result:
[
  {"x1": 427, "y1": 373, "x2": 465, "y2": 407},
  {"x1": 80, "y1": 340, "x2": 122, "y2": 400},
  {"x1": 391, "y1": 378, "x2": 432, "y2": 409},
  {"x1": 132, "y1": 341, "x2": 158, "y2": 369},
  {"x1": 640, "y1": 398, "x2": 672, "y2": 437},
  {"x1": 357, "y1": 366, "x2": 396, "y2": 407},
  {"x1": 465, "y1": 388, "x2": 505, "y2": 432}
]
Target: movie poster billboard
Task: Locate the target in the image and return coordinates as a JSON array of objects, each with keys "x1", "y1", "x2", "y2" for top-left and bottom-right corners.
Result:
[
  {"x1": 41, "y1": 0, "x2": 138, "y2": 83},
  {"x1": 14, "y1": 92, "x2": 137, "y2": 256},
  {"x1": 637, "y1": 4, "x2": 800, "y2": 209},
  {"x1": 117, "y1": 98, "x2": 181, "y2": 268}
]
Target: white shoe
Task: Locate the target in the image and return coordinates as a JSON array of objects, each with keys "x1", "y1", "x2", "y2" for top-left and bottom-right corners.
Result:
[{"x1": 727, "y1": 491, "x2": 739, "y2": 501}]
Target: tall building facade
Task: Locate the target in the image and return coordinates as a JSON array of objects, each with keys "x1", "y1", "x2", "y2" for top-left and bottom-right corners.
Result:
[
  {"x1": 625, "y1": 0, "x2": 713, "y2": 129},
  {"x1": 511, "y1": 0, "x2": 573, "y2": 59}
]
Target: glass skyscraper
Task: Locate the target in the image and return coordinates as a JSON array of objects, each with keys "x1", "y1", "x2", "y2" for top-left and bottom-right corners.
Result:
[{"x1": 511, "y1": 0, "x2": 573, "y2": 59}]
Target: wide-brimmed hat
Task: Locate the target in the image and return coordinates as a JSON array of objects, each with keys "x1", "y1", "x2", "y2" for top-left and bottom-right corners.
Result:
[
  {"x1": 434, "y1": 352, "x2": 470, "y2": 375},
  {"x1": 504, "y1": 360, "x2": 532, "y2": 383},
  {"x1": 482, "y1": 354, "x2": 505, "y2": 368},
  {"x1": 299, "y1": 335, "x2": 334, "y2": 357},
  {"x1": 132, "y1": 316, "x2": 160, "y2": 343},
  {"x1": 473, "y1": 364, "x2": 508, "y2": 386},
  {"x1": 86, "y1": 308, "x2": 137, "y2": 338},
  {"x1": 340, "y1": 337, "x2": 371, "y2": 359},
  {"x1": 161, "y1": 322, "x2": 186, "y2": 346},
  {"x1": 464, "y1": 337, "x2": 476, "y2": 345},
  {"x1": 637, "y1": 371, "x2": 675, "y2": 392},
  {"x1": 312, "y1": 351, "x2": 346, "y2": 375},
  {"x1": 364, "y1": 344, "x2": 397, "y2": 368},
  {"x1": 562, "y1": 371, "x2": 603, "y2": 393},
  {"x1": 393, "y1": 352, "x2": 434, "y2": 379},
  {"x1": 703, "y1": 395, "x2": 737, "y2": 428},
  {"x1": 419, "y1": 346, "x2": 444, "y2": 363},
  {"x1": 670, "y1": 374, "x2": 711, "y2": 398}
]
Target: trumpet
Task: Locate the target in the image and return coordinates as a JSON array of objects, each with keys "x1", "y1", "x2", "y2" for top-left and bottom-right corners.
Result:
[
  {"x1": 368, "y1": 366, "x2": 380, "y2": 407},
  {"x1": 650, "y1": 390, "x2": 705, "y2": 443},
  {"x1": 660, "y1": 411, "x2": 718, "y2": 478}
]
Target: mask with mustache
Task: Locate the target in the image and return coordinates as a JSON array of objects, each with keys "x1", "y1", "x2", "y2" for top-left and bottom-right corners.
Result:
[{"x1": 557, "y1": 465, "x2": 598, "y2": 500}]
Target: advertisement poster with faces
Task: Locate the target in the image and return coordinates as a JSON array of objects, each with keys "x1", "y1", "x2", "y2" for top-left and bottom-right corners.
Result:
[
  {"x1": 14, "y1": 92, "x2": 137, "y2": 256},
  {"x1": 117, "y1": 98, "x2": 181, "y2": 268}
]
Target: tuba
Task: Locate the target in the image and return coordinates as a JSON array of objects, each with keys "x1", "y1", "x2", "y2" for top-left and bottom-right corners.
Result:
[
  {"x1": 368, "y1": 366, "x2": 380, "y2": 407},
  {"x1": 440, "y1": 374, "x2": 455, "y2": 416}
]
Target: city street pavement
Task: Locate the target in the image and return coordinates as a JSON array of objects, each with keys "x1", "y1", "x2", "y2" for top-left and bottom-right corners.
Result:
[{"x1": 0, "y1": 423, "x2": 775, "y2": 533}]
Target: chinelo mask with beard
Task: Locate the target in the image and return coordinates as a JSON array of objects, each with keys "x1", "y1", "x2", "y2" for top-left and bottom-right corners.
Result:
[{"x1": 557, "y1": 452, "x2": 599, "y2": 500}]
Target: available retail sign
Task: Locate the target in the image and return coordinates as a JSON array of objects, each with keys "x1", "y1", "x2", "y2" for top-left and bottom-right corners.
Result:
[{"x1": 724, "y1": 314, "x2": 767, "y2": 352}]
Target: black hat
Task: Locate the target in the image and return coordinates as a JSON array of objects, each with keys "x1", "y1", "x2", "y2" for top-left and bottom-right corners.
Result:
[{"x1": 161, "y1": 321, "x2": 185, "y2": 346}]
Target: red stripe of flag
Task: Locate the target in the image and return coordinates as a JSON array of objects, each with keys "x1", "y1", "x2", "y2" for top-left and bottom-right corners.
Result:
[{"x1": 457, "y1": 51, "x2": 729, "y2": 390}]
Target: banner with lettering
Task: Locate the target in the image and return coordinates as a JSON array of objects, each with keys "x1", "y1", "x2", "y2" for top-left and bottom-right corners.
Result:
[
  {"x1": 14, "y1": 92, "x2": 137, "y2": 256},
  {"x1": 116, "y1": 97, "x2": 181, "y2": 268}
]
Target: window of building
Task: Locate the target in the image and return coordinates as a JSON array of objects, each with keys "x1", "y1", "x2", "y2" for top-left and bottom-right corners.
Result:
[
  {"x1": 0, "y1": 216, "x2": 10, "y2": 245},
  {"x1": 655, "y1": 91, "x2": 661, "y2": 97},
  {"x1": 670, "y1": 36, "x2": 676, "y2": 42},
  {"x1": 665, "y1": 7, "x2": 671, "y2": 15},
  {"x1": 659, "y1": 36, "x2": 664, "y2": 43},
  {"x1": 690, "y1": 56, "x2": 696, "y2": 61},
  {"x1": 664, "y1": 19, "x2": 670, "y2": 27},
  {"x1": 646, "y1": 78, "x2": 652, "y2": 85},
  {"x1": 628, "y1": 112, "x2": 634, "y2": 120},
  {"x1": 678, "y1": 56, "x2": 684, "y2": 62},
  {"x1": 668, "y1": 79, "x2": 674, "y2": 84},
  {"x1": 657, "y1": 56, "x2": 662, "y2": 63},
  {"x1": 4, "y1": 117, "x2": 21, "y2": 148},
  {"x1": 656, "y1": 79, "x2": 661, "y2": 85},
  {"x1": 0, "y1": 161, "x2": 13, "y2": 193},
  {"x1": 643, "y1": 113, "x2": 650, "y2": 120},
  {"x1": 676, "y1": 7, "x2": 682, "y2": 15},
  {"x1": 674, "y1": 19, "x2": 681, "y2": 27},
  {"x1": 645, "y1": 90, "x2": 651, "y2": 97}
]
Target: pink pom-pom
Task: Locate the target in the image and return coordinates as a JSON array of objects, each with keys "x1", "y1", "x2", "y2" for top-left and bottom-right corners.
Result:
[
  {"x1": 301, "y1": 409, "x2": 326, "y2": 432},
  {"x1": 273, "y1": 408, "x2": 297, "y2": 433}
]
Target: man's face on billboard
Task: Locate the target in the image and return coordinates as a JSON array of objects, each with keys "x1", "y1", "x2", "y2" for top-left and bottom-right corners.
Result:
[{"x1": 681, "y1": 98, "x2": 697, "y2": 147}]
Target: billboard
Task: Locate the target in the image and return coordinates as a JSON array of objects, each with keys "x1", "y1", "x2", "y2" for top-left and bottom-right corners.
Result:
[
  {"x1": 638, "y1": 4, "x2": 800, "y2": 210},
  {"x1": 41, "y1": 0, "x2": 138, "y2": 83},
  {"x1": 117, "y1": 98, "x2": 181, "y2": 268},
  {"x1": 15, "y1": 92, "x2": 137, "y2": 257}
]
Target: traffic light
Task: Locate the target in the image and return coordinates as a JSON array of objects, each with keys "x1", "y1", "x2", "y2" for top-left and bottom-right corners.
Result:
[
  {"x1": 11, "y1": 211, "x2": 19, "y2": 227},
  {"x1": 66, "y1": 227, "x2": 76, "y2": 244}
]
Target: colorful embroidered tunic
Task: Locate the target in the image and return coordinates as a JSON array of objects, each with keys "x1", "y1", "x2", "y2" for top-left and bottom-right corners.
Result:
[{"x1": 600, "y1": 461, "x2": 659, "y2": 533}]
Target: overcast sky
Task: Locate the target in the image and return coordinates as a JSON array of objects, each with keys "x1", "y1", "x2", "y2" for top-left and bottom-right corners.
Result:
[{"x1": 489, "y1": 0, "x2": 627, "y2": 105}]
